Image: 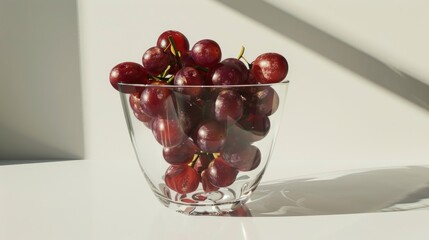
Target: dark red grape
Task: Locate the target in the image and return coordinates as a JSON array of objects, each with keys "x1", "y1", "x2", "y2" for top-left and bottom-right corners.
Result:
[
  {"x1": 195, "y1": 120, "x2": 227, "y2": 152},
  {"x1": 214, "y1": 90, "x2": 243, "y2": 123},
  {"x1": 174, "y1": 94, "x2": 204, "y2": 135},
  {"x1": 168, "y1": 51, "x2": 196, "y2": 75},
  {"x1": 201, "y1": 169, "x2": 219, "y2": 192},
  {"x1": 174, "y1": 67, "x2": 204, "y2": 97},
  {"x1": 129, "y1": 91, "x2": 144, "y2": 113},
  {"x1": 238, "y1": 114, "x2": 271, "y2": 142},
  {"x1": 157, "y1": 30, "x2": 190, "y2": 55},
  {"x1": 193, "y1": 154, "x2": 212, "y2": 177},
  {"x1": 209, "y1": 63, "x2": 244, "y2": 85},
  {"x1": 246, "y1": 71, "x2": 258, "y2": 84},
  {"x1": 163, "y1": 139, "x2": 197, "y2": 165},
  {"x1": 180, "y1": 52, "x2": 197, "y2": 68},
  {"x1": 207, "y1": 157, "x2": 238, "y2": 187},
  {"x1": 152, "y1": 118, "x2": 186, "y2": 147},
  {"x1": 109, "y1": 62, "x2": 149, "y2": 92},
  {"x1": 129, "y1": 92, "x2": 154, "y2": 126},
  {"x1": 133, "y1": 111, "x2": 154, "y2": 128},
  {"x1": 164, "y1": 165, "x2": 199, "y2": 194},
  {"x1": 142, "y1": 46, "x2": 170, "y2": 75},
  {"x1": 140, "y1": 86, "x2": 176, "y2": 119},
  {"x1": 222, "y1": 58, "x2": 249, "y2": 82},
  {"x1": 251, "y1": 53, "x2": 288, "y2": 83},
  {"x1": 247, "y1": 87, "x2": 279, "y2": 116},
  {"x1": 222, "y1": 145, "x2": 261, "y2": 171},
  {"x1": 191, "y1": 39, "x2": 221, "y2": 68}
]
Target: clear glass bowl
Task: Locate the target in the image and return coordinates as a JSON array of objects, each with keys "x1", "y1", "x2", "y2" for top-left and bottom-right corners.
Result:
[{"x1": 118, "y1": 82, "x2": 289, "y2": 215}]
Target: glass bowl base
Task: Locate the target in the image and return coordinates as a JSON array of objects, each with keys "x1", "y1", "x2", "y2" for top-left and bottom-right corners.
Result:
[{"x1": 155, "y1": 189, "x2": 253, "y2": 215}]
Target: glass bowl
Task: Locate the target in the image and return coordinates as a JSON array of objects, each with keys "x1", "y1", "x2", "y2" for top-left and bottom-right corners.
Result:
[{"x1": 118, "y1": 82, "x2": 289, "y2": 215}]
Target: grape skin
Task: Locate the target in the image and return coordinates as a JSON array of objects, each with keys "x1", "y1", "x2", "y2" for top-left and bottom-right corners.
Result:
[
  {"x1": 214, "y1": 90, "x2": 243, "y2": 123},
  {"x1": 163, "y1": 139, "x2": 196, "y2": 165},
  {"x1": 164, "y1": 165, "x2": 199, "y2": 194},
  {"x1": 191, "y1": 39, "x2": 222, "y2": 68},
  {"x1": 142, "y1": 46, "x2": 170, "y2": 75},
  {"x1": 195, "y1": 120, "x2": 227, "y2": 152},
  {"x1": 251, "y1": 53, "x2": 288, "y2": 83},
  {"x1": 152, "y1": 118, "x2": 186, "y2": 147},
  {"x1": 109, "y1": 62, "x2": 148, "y2": 92},
  {"x1": 207, "y1": 157, "x2": 238, "y2": 188}
]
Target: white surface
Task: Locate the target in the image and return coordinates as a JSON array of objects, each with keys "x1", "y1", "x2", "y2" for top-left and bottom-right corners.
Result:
[{"x1": 1, "y1": 0, "x2": 429, "y2": 239}]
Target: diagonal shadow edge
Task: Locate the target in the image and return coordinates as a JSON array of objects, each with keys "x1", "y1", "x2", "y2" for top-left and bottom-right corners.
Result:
[
  {"x1": 216, "y1": 165, "x2": 429, "y2": 217},
  {"x1": 214, "y1": 0, "x2": 429, "y2": 111}
]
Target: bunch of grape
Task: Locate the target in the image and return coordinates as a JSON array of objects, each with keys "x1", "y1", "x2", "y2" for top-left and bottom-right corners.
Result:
[{"x1": 109, "y1": 30, "x2": 288, "y2": 195}]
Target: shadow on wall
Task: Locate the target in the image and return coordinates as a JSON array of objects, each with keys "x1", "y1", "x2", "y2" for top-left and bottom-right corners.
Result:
[
  {"x1": 0, "y1": 0, "x2": 84, "y2": 163},
  {"x1": 214, "y1": 0, "x2": 429, "y2": 112}
]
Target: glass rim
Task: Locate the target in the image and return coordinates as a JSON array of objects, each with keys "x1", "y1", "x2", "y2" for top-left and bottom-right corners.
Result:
[{"x1": 118, "y1": 80, "x2": 289, "y2": 90}]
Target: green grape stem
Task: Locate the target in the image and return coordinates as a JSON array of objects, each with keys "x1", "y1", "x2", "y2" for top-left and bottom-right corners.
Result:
[
  {"x1": 168, "y1": 36, "x2": 183, "y2": 68},
  {"x1": 166, "y1": 75, "x2": 175, "y2": 84},
  {"x1": 161, "y1": 65, "x2": 171, "y2": 78},
  {"x1": 195, "y1": 66, "x2": 208, "y2": 72},
  {"x1": 237, "y1": 46, "x2": 245, "y2": 59},
  {"x1": 237, "y1": 45, "x2": 251, "y2": 68},
  {"x1": 188, "y1": 155, "x2": 200, "y2": 168}
]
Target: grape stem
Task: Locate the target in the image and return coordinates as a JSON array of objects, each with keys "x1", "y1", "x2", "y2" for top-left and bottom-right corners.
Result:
[
  {"x1": 161, "y1": 65, "x2": 171, "y2": 78},
  {"x1": 151, "y1": 76, "x2": 171, "y2": 82},
  {"x1": 237, "y1": 46, "x2": 245, "y2": 59},
  {"x1": 168, "y1": 36, "x2": 182, "y2": 68},
  {"x1": 166, "y1": 75, "x2": 174, "y2": 84},
  {"x1": 188, "y1": 154, "x2": 200, "y2": 168},
  {"x1": 195, "y1": 66, "x2": 208, "y2": 72},
  {"x1": 237, "y1": 46, "x2": 251, "y2": 68}
]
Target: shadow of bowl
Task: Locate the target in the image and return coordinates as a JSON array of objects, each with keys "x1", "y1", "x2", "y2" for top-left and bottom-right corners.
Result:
[{"x1": 220, "y1": 165, "x2": 429, "y2": 217}]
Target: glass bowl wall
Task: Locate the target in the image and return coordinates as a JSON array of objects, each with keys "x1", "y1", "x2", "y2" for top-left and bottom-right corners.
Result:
[{"x1": 119, "y1": 82, "x2": 288, "y2": 215}]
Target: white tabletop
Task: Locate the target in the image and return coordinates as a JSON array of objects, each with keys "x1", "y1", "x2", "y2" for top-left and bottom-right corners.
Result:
[{"x1": 1, "y1": 0, "x2": 429, "y2": 239}]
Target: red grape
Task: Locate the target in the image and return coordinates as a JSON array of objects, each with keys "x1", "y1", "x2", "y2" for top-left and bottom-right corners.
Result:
[
  {"x1": 163, "y1": 139, "x2": 197, "y2": 165},
  {"x1": 221, "y1": 58, "x2": 249, "y2": 82},
  {"x1": 174, "y1": 67, "x2": 204, "y2": 97},
  {"x1": 238, "y1": 114, "x2": 271, "y2": 142},
  {"x1": 174, "y1": 95, "x2": 204, "y2": 135},
  {"x1": 191, "y1": 39, "x2": 221, "y2": 68},
  {"x1": 195, "y1": 120, "x2": 227, "y2": 152},
  {"x1": 201, "y1": 169, "x2": 219, "y2": 192},
  {"x1": 193, "y1": 154, "x2": 212, "y2": 177},
  {"x1": 180, "y1": 52, "x2": 197, "y2": 68},
  {"x1": 214, "y1": 90, "x2": 243, "y2": 123},
  {"x1": 251, "y1": 53, "x2": 288, "y2": 83},
  {"x1": 129, "y1": 92, "x2": 154, "y2": 126},
  {"x1": 248, "y1": 87, "x2": 279, "y2": 116},
  {"x1": 109, "y1": 62, "x2": 149, "y2": 92},
  {"x1": 157, "y1": 30, "x2": 190, "y2": 55},
  {"x1": 139, "y1": 86, "x2": 176, "y2": 119},
  {"x1": 152, "y1": 118, "x2": 186, "y2": 147},
  {"x1": 164, "y1": 165, "x2": 199, "y2": 194},
  {"x1": 207, "y1": 157, "x2": 238, "y2": 187},
  {"x1": 142, "y1": 46, "x2": 170, "y2": 75},
  {"x1": 209, "y1": 63, "x2": 244, "y2": 85},
  {"x1": 222, "y1": 145, "x2": 261, "y2": 171}
]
